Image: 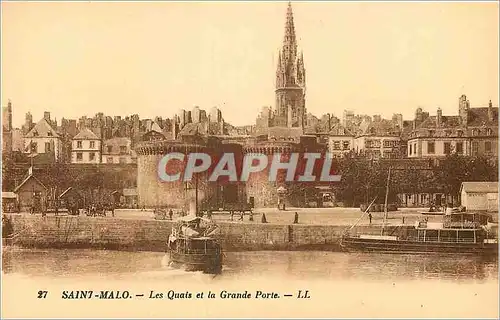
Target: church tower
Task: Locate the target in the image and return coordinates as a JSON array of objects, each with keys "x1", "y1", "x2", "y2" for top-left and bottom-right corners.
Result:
[{"x1": 274, "y1": 1, "x2": 306, "y2": 128}]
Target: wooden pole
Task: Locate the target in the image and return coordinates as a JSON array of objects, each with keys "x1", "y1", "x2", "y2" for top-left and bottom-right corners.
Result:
[{"x1": 381, "y1": 168, "x2": 391, "y2": 236}]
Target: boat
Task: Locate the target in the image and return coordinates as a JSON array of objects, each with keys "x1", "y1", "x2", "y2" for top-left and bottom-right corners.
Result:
[
  {"x1": 167, "y1": 215, "x2": 223, "y2": 274},
  {"x1": 419, "y1": 211, "x2": 444, "y2": 216},
  {"x1": 341, "y1": 168, "x2": 499, "y2": 255}
]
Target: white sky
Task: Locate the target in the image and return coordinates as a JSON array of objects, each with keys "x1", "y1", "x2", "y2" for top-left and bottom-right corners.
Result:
[{"x1": 2, "y1": 1, "x2": 498, "y2": 127}]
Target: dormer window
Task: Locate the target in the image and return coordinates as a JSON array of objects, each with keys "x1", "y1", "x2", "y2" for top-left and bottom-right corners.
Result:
[
  {"x1": 48, "y1": 131, "x2": 53, "y2": 136},
  {"x1": 33, "y1": 130, "x2": 39, "y2": 137},
  {"x1": 487, "y1": 128, "x2": 493, "y2": 136},
  {"x1": 428, "y1": 130, "x2": 434, "y2": 137}
]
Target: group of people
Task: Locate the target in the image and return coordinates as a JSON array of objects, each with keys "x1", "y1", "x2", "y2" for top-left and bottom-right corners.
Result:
[{"x1": 85, "y1": 203, "x2": 115, "y2": 217}]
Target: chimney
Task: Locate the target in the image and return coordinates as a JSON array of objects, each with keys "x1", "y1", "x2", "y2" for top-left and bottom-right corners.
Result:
[
  {"x1": 436, "y1": 108, "x2": 442, "y2": 127},
  {"x1": 172, "y1": 120, "x2": 178, "y2": 140},
  {"x1": 488, "y1": 100, "x2": 494, "y2": 122},
  {"x1": 44, "y1": 111, "x2": 51, "y2": 121}
]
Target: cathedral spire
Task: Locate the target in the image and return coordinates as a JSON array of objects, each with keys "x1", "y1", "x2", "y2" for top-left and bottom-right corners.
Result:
[
  {"x1": 282, "y1": 1, "x2": 297, "y2": 62},
  {"x1": 273, "y1": 1, "x2": 306, "y2": 129}
]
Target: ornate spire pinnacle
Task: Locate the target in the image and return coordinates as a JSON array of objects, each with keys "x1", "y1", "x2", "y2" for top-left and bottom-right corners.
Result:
[{"x1": 282, "y1": 1, "x2": 297, "y2": 63}]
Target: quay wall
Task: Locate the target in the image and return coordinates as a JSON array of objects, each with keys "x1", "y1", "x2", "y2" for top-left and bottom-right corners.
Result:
[{"x1": 6, "y1": 215, "x2": 410, "y2": 252}]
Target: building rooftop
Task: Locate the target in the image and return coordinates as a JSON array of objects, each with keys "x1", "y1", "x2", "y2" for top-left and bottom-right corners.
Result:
[{"x1": 460, "y1": 181, "x2": 498, "y2": 193}]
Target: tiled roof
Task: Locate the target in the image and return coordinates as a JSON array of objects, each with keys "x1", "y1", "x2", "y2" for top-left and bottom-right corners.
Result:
[
  {"x1": 14, "y1": 174, "x2": 47, "y2": 193},
  {"x1": 417, "y1": 115, "x2": 461, "y2": 129},
  {"x1": 328, "y1": 123, "x2": 354, "y2": 136},
  {"x1": 361, "y1": 119, "x2": 400, "y2": 136},
  {"x1": 25, "y1": 118, "x2": 60, "y2": 138},
  {"x1": 467, "y1": 107, "x2": 499, "y2": 127},
  {"x1": 460, "y1": 181, "x2": 498, "y2": 193},
  {"x1": 73, "y1": 128, "x2": 99, "y2": 140}
]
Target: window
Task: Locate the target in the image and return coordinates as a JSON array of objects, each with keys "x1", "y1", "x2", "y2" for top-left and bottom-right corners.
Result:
[
  {"x1": 485, "y1": 141, "x2": 492, "y2": 152},
  {"x1": 107, "y1": 146, "x2": 113, "y2": 153},
  {"x1": 383, "y1": 140, "x2": 392, "y2": 148},
  {"x1": 77, "y1": 141, "x2": 82, "y2": 149},
  {"x1": 428, "y1": 130, "x2": 434, "y2": 137},
  {"x1": 342, "y1": 141, "x2": 350, "y2": 150},
  {"x1": 472, "y1": 141, "x2": 479, "y2": 154},
  {"x1": 487, "y1": 128, "x2": 493, "y2": 136},
  {"x1": 119, "y1": 146, "x2": 127, "y2": 154},
  {"x1": 427, "y1": 141, "x2": 435, "y2": 154},
  {"x1": 383, "y1": 151, "x2": 392, "y2": 158},
  {"x1": 333, "y1": 141, "x2": 340, "y2": 150},
  {"x1": 45, "y1": 142, "x2": 51, "y2": 152},
  {"x1": 457, "y1": 130, "x2": 463, "y2": 137},
  {"x1": 107, "y1": 157, "x2": 113, "y2": 163},
  {"x1": 409, "y1": 144, "x2": 412, "y2": 155},
  {"x1": 31, "y1": 142, "x2": 38, "y2": 153},
  {"x1": 89, "y1": 152, "x2": 95, "y2": 161},
  {"x1": 76, "y1": 153, "x2": 83, "y2": 161},
  {"x1": 444, "y1": 142, "x2": 451, "y2": 154},
  {"x1": 456, "y1": 142, "x2": 463, "y2": 154},
  {"x1": 90, "y1": 141, "x2": 95, "y2": 148},
  {"x1": 119, "y1": 157, "x2": 126, "y2": 164},
  {"x1": 47, "y1": 131, "x2": 53, "y2": 136}
]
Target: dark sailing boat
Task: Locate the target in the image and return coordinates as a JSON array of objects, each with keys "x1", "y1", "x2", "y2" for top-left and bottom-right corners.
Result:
[{"x1": 340, "y1": 168, "x2": 498, "y2": 255}]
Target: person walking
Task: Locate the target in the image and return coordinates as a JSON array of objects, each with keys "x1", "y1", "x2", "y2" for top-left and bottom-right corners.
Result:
[{"x1": 261, "y1": 213, "x2": 268, "y2": 223}]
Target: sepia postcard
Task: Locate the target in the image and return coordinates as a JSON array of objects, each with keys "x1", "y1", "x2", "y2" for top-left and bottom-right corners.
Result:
[{"x1": 1, "y1": 1, "x2": 499, "y2": 318}]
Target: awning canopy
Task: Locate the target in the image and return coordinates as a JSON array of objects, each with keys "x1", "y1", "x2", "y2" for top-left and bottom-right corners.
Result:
[
  {"x1": 2, "y1": 192, "x2": 17, "y2": 199},
  {"x1": 175, "y1": 215, "x2": 212, "y2": 223}
]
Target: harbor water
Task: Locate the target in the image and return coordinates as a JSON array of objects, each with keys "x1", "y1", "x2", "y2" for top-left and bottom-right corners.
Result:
[{"x1": 2, "y1": 248, "x2": 499, "y2": 318}]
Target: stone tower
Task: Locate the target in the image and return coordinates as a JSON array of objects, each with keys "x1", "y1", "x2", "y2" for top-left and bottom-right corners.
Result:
[
  {"x1": 458, "y1": 94, "x2": 470, "y2": 125},
  {"x1": 2, "y1": 100, "x2": 13, "y2": 154},
  {"x1": 274, "y1": 1, "x2": 306, "y2": 128}
]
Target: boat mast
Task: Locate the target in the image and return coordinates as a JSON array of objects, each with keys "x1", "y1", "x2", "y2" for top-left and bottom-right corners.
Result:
[
  {"x1": 381, "y1": 167, "x2": 391, "y2": 236},
  {"x1": 195, "y1": 166, "x2": 199, "y2": 215}
]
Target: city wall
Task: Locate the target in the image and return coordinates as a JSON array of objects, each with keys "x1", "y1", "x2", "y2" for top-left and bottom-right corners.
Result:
[{"x1": 6, "y1": 215, "x2": 410, "y2": 252}]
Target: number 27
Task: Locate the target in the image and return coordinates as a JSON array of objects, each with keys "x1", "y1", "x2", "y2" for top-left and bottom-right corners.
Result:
[{"x1": 37, "y1": 291, "x2": 48, "y2": 299}]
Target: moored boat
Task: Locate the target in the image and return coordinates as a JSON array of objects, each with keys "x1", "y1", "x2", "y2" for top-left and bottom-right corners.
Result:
[
  {"x1": 341, "y1": 212, "x2": 498, "y2": 255},
  {"x1": 167, "y1": 215, "x2": 223, "y2": 274},
  {"x1": 341, "y1": 168, "x2": 498, "y2": 256}
]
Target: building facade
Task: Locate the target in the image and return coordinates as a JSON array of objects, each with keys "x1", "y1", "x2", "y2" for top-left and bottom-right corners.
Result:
[
  {"x1": 354, "y1": 119, "x2": 402, "y2": 159},
  {"x1": 407, "y1": 96, "x2": 498, "y2": 159},
  {"x1": 71, "y1": 128, "x2": 101, "y2": 164},
  {"x1": 327, "y1": 124, "x2": 354, "y2": 157},
  {"x1": 102, "y1": 137, "x2": 136, "y2": 164},
  {"x1": 24, "y1": 114, "x2": 63, "y2": 161}
]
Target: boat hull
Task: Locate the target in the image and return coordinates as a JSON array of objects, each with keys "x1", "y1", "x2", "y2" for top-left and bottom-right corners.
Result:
[
  {"x1": 169, "y1": 251, "x2": 222, "y2": 274},
  {"x1": 341, "y1": 236, "x2": 498, "y2": 255},
  {"x1": 419, "y1": 211, "x2": 444, "y2": 216}
]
